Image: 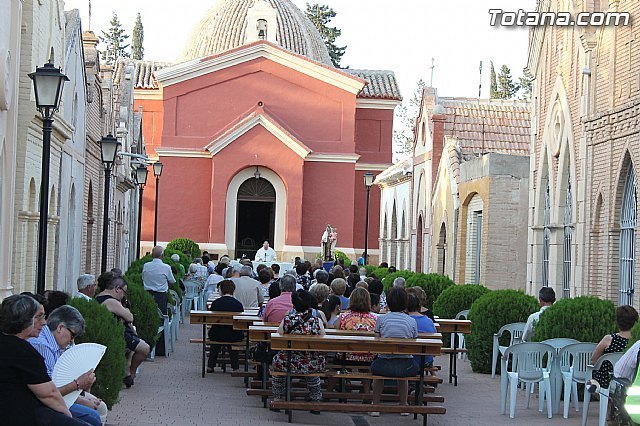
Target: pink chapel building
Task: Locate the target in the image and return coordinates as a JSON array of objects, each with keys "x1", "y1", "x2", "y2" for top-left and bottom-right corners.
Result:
[{"x1": 128, "y1": 0, "x2": 401, "y2": 261}]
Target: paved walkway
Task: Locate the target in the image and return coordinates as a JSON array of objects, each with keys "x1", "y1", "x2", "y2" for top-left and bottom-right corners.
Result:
[{"x1": 108, "y1": 317, "x2": 600, "y2": 426}]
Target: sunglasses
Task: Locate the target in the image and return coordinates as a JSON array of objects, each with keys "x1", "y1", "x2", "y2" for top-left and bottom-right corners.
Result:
[{"x1": 117, "y1": 286, "x2": 128, "y2": 295}]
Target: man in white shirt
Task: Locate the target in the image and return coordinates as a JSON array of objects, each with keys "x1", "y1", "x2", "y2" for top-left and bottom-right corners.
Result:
[
  {"x1": 522, "y1": 287, "x2": 556, "y2": 342},
  {"x1": 232, "y1": 265, "x2": 264, "y2": 308},
  {"x1": 142, "y1": 246, "x2": 176, "y2": 355},
  {"x1": 615, "y1": 339, "x2": 640, "y2": 382},
  {"x1": 76, "y1": 274, "x2": 96, "y2": 301},
  {"x1": 255, "y1": 241, "x2": 277, "y2": 262}
]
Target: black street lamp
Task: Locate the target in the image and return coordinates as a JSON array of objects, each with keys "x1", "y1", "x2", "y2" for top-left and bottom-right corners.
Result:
[
  {"x1": 363, "y1": 172, "x2": 375, "y2": 266},
  {"x1": 100, "y1": 134, "x2": 121, "y2": 273},
  {"x1": 153, "y1": 162, "x2": 163, "y2": 247},
  {"x1": 28, "y1": 61, "x2": 68, "y2": 294},
  {"x1": 134, "y1": 165, "x2": 149, "y2": 260}
]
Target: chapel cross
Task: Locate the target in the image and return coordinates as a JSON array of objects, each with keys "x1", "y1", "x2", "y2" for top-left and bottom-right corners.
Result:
[{"x1": 429, "y1": 57, "x2": 435, "y2": 87}]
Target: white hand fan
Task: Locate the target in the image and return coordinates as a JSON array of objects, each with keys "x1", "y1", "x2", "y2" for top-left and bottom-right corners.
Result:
[{"x1": 52, "y1": 343, "x2": 107, "y2": 407}]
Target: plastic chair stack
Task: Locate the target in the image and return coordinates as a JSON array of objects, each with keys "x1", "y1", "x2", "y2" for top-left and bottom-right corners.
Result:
[
  {"x1": 541, "y1": 337, "x2": 579, "y2": 413},
  {"x1": 559, "y1": 343, "x2": 597, "y2": 418},
  {"x1": 183, "y1": 280, "x2": 201, "y2": 312},
  {"x1": 500, "y1": 342, "x2": 555, "y2": 419},
  {"x1": 453, "y1": 309, "x2": 470, "y2": 361}
]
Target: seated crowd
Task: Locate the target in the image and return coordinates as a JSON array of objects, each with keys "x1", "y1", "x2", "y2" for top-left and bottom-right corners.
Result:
[
  {"x1": 192, "y1": 253, "x2": 436, "y2": 417},
  {"x1": 0, "y1": 268, "x2": 157, "y2": 425}
]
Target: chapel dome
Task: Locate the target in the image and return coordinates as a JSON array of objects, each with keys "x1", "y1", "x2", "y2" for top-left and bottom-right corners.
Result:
[{"x1": 180, "y1": 0, "x2": 333, "y2": 66}]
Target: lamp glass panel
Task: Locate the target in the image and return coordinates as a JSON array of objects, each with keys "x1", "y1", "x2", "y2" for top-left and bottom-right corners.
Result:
[
  {"x1": 153, "y1": 162, "x2": 163, "y2": 177},
  {"x1": 100, "y1": 137, "x2": 120, "y2": 165},
  {"x1": 136, "y1": 167, "x2": 149, "y2": 185},
  {"x1": 33, "y1": 73, "x2": 63, "y2": 108},
  {"x1": 363, "y1": 172, "x2": 375, "y2": 187}
]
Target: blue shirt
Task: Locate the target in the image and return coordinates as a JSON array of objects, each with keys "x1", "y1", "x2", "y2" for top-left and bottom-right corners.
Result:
[
  {"x1": 411, "y1": 314, "x2": 436, "y2": 365},
  {"x1": 28, "y1": 326, "x2": 65, "y2": 377},
  {"x1": 339, "y1": 295, "x2": 350, "y2": 310}
]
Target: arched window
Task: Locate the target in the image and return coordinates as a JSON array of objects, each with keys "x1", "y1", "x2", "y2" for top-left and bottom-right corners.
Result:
[
  {"x1": 562, "y1": 173, "x2": 573, "y2": 298},
  {"x1": 620, "y1": 166, "x2": 637, "y2": 306},
  {"x1": 542, "y1": 181, "x2": 551, "y2": 287}
]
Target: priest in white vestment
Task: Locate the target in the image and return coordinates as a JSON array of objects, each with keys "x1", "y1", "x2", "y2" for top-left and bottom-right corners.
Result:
[{"x1": 255, "y1": 241, "x2": 277, "y2": 262}]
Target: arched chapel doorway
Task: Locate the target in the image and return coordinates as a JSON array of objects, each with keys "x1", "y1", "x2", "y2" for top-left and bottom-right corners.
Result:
[{"x1": 235, "y1": 177, "x2": 275, "y2": 259}]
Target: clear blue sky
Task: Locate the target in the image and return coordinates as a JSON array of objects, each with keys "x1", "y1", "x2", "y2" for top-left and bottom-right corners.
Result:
[{"x1": 66, "y1": 0, "x2": 535, "y2": 100}]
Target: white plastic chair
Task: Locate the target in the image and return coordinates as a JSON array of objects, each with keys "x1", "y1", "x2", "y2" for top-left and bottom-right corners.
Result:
[
  {"x1": 492, "y1": 322, "x2": 526, "y2": 378},
  {"x1": 542, "y1": 338, "x2": 580, "y2": 413},
  {"x1": 581, "y1": 352, "x2": 625, "y2": 426},
  {"x1": 452, "y1": 309, "x2": 470, "y2": 360},
  {"x1": 559, "y1": 343, "x2": 597, "y2": 418},
  {"x1": 168, "y1": 289, "x2": 181, "y2": 344},
  {"x1": 500, "y1": 342, "x2": 554, "y2": 419},
  {"x1": 149, "y1": 308, "x2": 170, "y2": 360},
  {"x1": 183, "y1": 280, "x2": 201, "y2": 312}
]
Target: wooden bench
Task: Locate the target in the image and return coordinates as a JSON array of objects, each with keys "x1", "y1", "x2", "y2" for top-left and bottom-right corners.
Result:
[
  {"x1": 269, "y1": 333, "x2": 443, "y2": 424},
  {"x1": 190, "y1": 310, "x2": 249, "y2": 377},
  {"x1": 434, "y1": 319, "x2": 472, "y2": 386}
]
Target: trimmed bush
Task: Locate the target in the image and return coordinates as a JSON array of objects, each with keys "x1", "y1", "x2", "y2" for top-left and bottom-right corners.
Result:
[
  {"x1": 368, "y1": 267, "x2": 391, "y2": 280},
  {"x1": 628, "y1": 321, "x2": 640, "y2": 349},
  {"x1": 334, "y1": 250, "x2": 352, "y2": 265},
  {"x1": 123, "y1": 275, "x2": 162, "y2": 347},
  {"x1": 466, "y1": 290, "x2": 539, "y2": 373},
  {"x1": 363, "y1": 265, "x2": 378, "y2": 276},
  {"x1": 433, "y1": 284, "x2": 490, "y2": 346},
  {"x1": 433, "y1": 284, "x2": 491, "y2": 319},
  {"x1": 68, "y1": 297, "x2": 126, "y2": 409},
  {"x1": 166, "y1": 238, "x2": 201, "y2": 258},
  {"x1": 382, "y1": 270, "x2": 416, "y2": 289},
  {"x1": 405, "y1": 273, "x2": 455, "y2": 309},
  {"x1": 532, "y1": 296, "x2": 616, "y2": 343}
]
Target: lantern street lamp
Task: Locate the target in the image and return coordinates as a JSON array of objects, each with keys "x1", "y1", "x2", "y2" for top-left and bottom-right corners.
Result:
[
  {"x1": 100, "y1": 134, "x2": 121, "y2": 273},
  {"x1": 28, "y1": 60, "x2": 68, "y2": 294},
  {"x1": 363, "y1": 172, "x2": 375, "y2": 266},
  {"x1": 134, "y1": 165, "x2": 149, "y2": 260},
  {"x1": 153, "y1": 162, "x2": 163, "y2": 247}
]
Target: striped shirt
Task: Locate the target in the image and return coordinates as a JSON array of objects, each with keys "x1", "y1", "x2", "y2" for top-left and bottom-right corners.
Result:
[
  {"x1": 614, "y1": 339, "x2": 640, "y2": 381},
  {"x1": 28, "y1": 326, "x2": 65, "y2": 377},
  {"x1": 374, "y1": 312, "x2": 418, "y2": 359}
]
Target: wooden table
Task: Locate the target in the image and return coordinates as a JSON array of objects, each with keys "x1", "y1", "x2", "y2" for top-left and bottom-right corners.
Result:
[{"x1": 434, "y1": 319, "x2": 472, "y2": 386}]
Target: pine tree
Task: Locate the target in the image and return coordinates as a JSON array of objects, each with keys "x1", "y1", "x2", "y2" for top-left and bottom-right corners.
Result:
[
  {"x1": 490, "y1": 61, "x2": 498, "y2": 99},
  {"x1": 393, "y1": 79, "x2": 426, "y2": 160},
  {"x1": 518, "y1": 68, "x2": 533, "y2": 100},
  {"x1": 131, "y1": 12, "x2": 144, "y2": 60},
  {"x1": 496, "y1": 65, "x2": 518, "y2": 99},
  {"x1": 99, "y1": 12, "x2": 130, "y2": 66},
  {"x1": 305, "y1": 3, "x2": 347, "y2": 67}
]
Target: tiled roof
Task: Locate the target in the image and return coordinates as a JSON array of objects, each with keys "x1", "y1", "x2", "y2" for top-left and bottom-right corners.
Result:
[
  {"x1": 440, "y1": 98, "x2": 531, "y2": 158},
  {"x1": 113, "y1": 59, "x2": 171, "y2": 89},
  {"x1": 346, "y1": 70, "x2": 402, "y2": 101},
  {"x1": 113, "y1": 59, "x2": 397, "y2": 101}
]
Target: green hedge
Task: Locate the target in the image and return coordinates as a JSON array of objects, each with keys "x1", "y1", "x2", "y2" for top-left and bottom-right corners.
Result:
[
  {"x1": 334, "y1": 250, "x2": 352, "y2": 265},
  {"x1": 466, "y1": 289, "x2": 539, "y2": 374},
  {"x1": 68, "y1": 298, "x2": 126, "y2": 409},
  {"x1": 406, "y1": 273, "x2": 455, "y2": 309},
  {"x1": 166, "y1": 238, "x2": 201, "y2": 258},
  {"x1": 382, "y1": 270, "x2": 417, "y2": 289},
  {"x1": 532, "y1": 296, "x2": 615, "y2": 343},
  {"x1": 368, "y1": 267, "x2": 391, "y2": 280},
  {"x1": 433, "y1": 284, "x2": 490, "y2": 346}
]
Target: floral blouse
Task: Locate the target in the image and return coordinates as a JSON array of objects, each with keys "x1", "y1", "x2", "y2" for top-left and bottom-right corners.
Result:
[
  {"x1": 272, "y1": 310, "x2": 326, "y2": 374},
  {"x1": 336, "y1": 311, "x2": 377, "y2": 363}
]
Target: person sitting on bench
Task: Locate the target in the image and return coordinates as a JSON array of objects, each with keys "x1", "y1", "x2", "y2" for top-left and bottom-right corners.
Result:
[
  {"x1": 370, "y1": 286, "x2": 419, "y2": 417},
  {"x1": 207, "y1": 279, "x2": 244, "y2": 373},
  {"x1": 271, "y1": 290, "x2": 326, "y2": 414}
]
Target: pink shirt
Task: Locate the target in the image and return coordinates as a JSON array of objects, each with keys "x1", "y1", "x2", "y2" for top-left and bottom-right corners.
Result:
[{"x1": 262, "y1": 292, "x2": 293, "y2": 323}]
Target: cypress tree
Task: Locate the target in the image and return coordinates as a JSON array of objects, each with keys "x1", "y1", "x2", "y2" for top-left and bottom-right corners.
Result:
[{"x1": 131, "y1": 12, "x2": 144, "y2": 60}]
